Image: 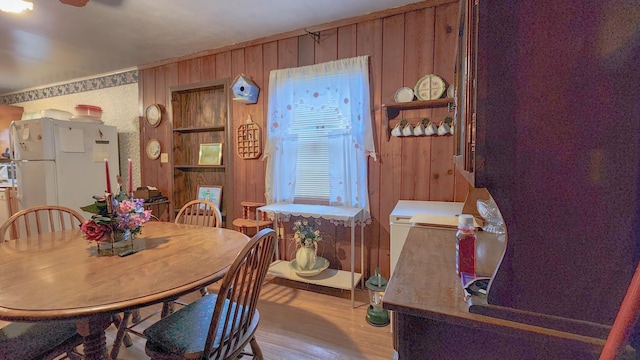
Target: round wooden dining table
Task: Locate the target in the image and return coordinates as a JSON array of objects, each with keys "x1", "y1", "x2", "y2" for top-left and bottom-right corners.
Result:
[{"x1": 0, "y1": 221, "x2": 249, "y2": 360}]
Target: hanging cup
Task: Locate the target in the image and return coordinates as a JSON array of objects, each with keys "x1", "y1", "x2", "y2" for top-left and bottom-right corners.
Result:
[
  {"x1": 391, "y1": 123, "x2": 403, "y2": 137},
  {"x1": 413, "y1": 122, "x2": 426, "y2": 136},
  {"x1": 402, "y1": 123, "x2": 414, "y2": 136},
  {"x1": 437, "y1": 122, "x2": 451, "y2": 136},
  {"x1": 425, "y1": 122, "x2": 438, "y2": 136}
]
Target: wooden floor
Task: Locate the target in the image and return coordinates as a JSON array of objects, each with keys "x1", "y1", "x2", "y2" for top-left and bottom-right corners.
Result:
[{"x1": 46, "y1": 278, "x2": 394, "y2": 359}]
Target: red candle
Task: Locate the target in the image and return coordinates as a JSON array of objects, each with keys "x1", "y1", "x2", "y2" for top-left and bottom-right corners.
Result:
[
  {"x1": 104, "y1": 158, "x2": 111, "y2": 194},
  {"x1": 128, "y1": 159, "x2": 133, "y2": 195}
]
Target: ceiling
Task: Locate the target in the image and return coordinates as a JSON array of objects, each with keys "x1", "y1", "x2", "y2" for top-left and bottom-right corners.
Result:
[{"x1": 0, "y1": 0, "x2": 424, "y2": 96}]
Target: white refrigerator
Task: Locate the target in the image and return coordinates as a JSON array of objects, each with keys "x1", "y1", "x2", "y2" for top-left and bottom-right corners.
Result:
[{"x1": 11, "y1": 118, "x2": 120, "y2": 218}]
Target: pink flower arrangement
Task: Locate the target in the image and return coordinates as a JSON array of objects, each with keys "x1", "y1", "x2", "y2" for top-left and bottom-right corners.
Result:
[{"x1": 81, "y1": 196, "x2": 152, "y2": 242}]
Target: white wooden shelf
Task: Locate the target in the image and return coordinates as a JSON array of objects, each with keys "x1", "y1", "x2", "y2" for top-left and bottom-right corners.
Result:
[
  {"x1": 258, "y1": 203, "x2": 367, "y2": 307},
  {"x1": 268, "y1": 260, "x2": 363, "y2": 290}
]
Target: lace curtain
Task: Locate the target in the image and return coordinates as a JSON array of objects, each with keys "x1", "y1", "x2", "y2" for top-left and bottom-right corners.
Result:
[{"x1": 264, "y1": 56, "x2": 375, "y2": 221}]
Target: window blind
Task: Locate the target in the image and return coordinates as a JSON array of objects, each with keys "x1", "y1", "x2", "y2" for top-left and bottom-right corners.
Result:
[{"x1": 289, "y1": 93, "x2": 347, "y2": 200}]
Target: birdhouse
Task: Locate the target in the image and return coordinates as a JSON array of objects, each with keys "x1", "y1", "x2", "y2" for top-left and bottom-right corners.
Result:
[{"x1": 231, "y1": 74, "x2": 260, "y2": 104}]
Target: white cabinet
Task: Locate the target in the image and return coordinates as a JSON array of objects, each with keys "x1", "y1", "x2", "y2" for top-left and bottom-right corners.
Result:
[{"x1": 389, "y1": 200, "x2": 465, "y2": 277}]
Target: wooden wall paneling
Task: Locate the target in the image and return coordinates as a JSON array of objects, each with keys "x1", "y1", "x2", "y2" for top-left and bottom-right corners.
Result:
[
  {"x1": 213, "y1": 52, "x2": 233, "y2": 224},
  {"x1": 244, "y1": 44, "x2": 266, "y2": 205},
  {"x1": 141, "y1": 69, "x2": 161, "y2": 192},
  {"x1": 315, "y1": 29, "x2": 337, "y2": 64},
  {"x1": 170, "y1": 89, "x2": 187, "y2": 208},
  {"x1": 408, "y1": 9, "x2": 435, "y2": 200},
  {"x1": 137, "y1": 2, "x2": 461, "y2": 277},
  {"x1": 214, "y1": 51, "x2": 232, "y2": 81},
  {"x1": 379, "y1": 14, "x2": 406, "y2": 277},
  {"x1": 155, "y1": 67, "x2": 172, "y2": 209},
  {"x1": 165, "y1": 63, "x2": 179, "y2": 217},
  {"x1": 138, "y1": 70, "x2": 146, "y2": 187},
  {"x1": 192, "y1": 57, "x2": 204, "y2": 84},
  {"x1": 261, "y1": 42, "x2": 277, "y2": 192},
  {"x1": 278, "y1": 37, "x2": 299, "y2": 70},
  {"x1": 403, "y1": 9, "x2": 435, "y2": 201},
  {"x1": 231, "y1": 49, "x2": 247, "y2": 222},
  {"x1": 201, "y1": 54, "x2": 217, "y2": 82},
  {"x1": 429, "y1": 3, "x2": 459, "y2": 201},
  {"x1": 298, "y1": 33, "x2": 315, "y2": 67},
  {"x1": 337, "y1": 25, "x2": 357, "y2": 59},
  {"x1": 139, "y1": 69, "x2": 151, "y2": 188},
  {"x1": 357, "y1": 18, "x2": 383, "y2": 276},
  {"x1": 177, "y1": 60, "x2": 191, "y2": 85}
]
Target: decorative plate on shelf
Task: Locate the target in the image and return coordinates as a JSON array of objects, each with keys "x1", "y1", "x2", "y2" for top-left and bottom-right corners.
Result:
[
  {"x1": 394, "y1": 87, "x2": 414, "y2": 103},
  {"x1": 289, "y1": 257, "x2": 330, "y2": 277},
  {"x1": 414, "y1": 74, "x2": 446, "y2": 101}
]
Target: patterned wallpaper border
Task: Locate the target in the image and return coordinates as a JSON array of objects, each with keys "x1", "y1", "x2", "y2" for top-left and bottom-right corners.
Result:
[{"x1": 0, "y1": 70, "x2": 138, "y2": 105}]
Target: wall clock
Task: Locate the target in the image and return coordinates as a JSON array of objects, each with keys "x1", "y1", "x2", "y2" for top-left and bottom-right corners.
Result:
[
  {"x1": 145, "y1": 104, "x2": 162, "y2": 127},
  {"x1": 146, "y1": 139, "x2": 161, "y2": 160}
]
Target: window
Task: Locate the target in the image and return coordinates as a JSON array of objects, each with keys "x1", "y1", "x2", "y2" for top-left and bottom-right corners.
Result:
[
  {"x1": 289, "y1": 91, "x2": 347, "y2": 200},
  {"x1": 264, "y1": 56, "x2": 376, "y2": 219}
]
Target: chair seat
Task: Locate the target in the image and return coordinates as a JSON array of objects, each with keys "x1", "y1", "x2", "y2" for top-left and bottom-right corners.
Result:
[
  {"x1": 144, "y1": 293, "x2": 259, "y2": 358},
  {"x1": 0, "y1": 320, "x2": 80, "y2": 360}
]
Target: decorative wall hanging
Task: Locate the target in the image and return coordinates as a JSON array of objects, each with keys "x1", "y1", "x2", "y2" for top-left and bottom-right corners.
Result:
[
  {"x1": 197, "y1": 185, "x2": 222, "y2": 209},
  {"x1": 236, "y1": 115, "x2": 262, "y2": 159},
  {"x1": 231, "y1": 74, "x2": 260, "y2": 104},
  {"x1": 198, "y1": 143, "x2": 223, "y2": 165},
  {"x1": 144, "y1": 104, "x2": 162, "y2": 127}
]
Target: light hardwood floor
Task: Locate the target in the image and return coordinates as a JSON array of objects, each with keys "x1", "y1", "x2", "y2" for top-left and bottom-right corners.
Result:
[{"x1": 45, "y1": 278, "x2": 394, "y2": 359}]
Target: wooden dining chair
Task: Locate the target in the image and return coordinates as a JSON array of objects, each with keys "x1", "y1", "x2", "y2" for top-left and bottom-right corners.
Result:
[
  {"x1": 175, "y1": 199, "x2": 222, "y2": 228},
  {"x1": 111, "y1": 199, "x2": 223, "y2": 359},
  {"x1": 0, "y1": 205, "x2": 85, "y2": 360},
  {"x1": 0, "y1": 205, "x2": 84, "y2": 241},
  {"x1": 143, "y1": 228, "x2": 277, "y2": 360}
]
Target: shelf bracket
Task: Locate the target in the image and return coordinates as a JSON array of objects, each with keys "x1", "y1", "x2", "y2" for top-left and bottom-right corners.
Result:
[{"x1": 305, "y1": 29, "x2": 321, "y2": 44}]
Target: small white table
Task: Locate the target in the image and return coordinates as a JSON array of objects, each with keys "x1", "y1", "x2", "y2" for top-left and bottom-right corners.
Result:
[{"x1": 258, "y1": 203, "x2": 366, "y2": 307}]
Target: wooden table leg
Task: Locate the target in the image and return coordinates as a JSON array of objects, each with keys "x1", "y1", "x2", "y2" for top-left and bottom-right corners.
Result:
[{"x1": 76, "y1": 314, "x2": 113, "y2": 360}]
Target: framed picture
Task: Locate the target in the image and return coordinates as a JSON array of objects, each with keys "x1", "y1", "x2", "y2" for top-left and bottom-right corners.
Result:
[
  {"x1": 197, "y1": 185, "x2": 222, "y2": 209},
  {"x1": 198, "y1": 143, "x2": 223, "y2": 165}
]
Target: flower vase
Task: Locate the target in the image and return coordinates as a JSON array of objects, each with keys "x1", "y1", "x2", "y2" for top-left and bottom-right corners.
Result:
[
  {"x1": 97, "y1": 229, "x2": 134, "y2": 256},
  {"x1": 295, "y1": 244, "x2": 317, "y2": 271}
]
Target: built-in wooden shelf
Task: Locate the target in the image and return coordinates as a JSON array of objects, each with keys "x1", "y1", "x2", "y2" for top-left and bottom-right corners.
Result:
[
  {"x1": 172, "y1": 126, "x2": 225, "y2": 133},
  {"x1": 383, "y1": 98, "x2": 455, "y2": 140},
  {"x1": 173, "y1": 165, "x2": 226, "y2": 170},
  {"x1": 382, "y1": 98, "x2": 454, "y2": 120}
]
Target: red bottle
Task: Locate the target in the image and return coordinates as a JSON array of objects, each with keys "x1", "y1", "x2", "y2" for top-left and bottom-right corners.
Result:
[{"x1": 456, "y1": 214, "x2": 476, "y2": 278}]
